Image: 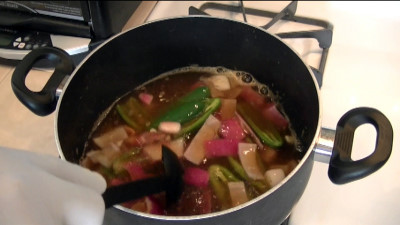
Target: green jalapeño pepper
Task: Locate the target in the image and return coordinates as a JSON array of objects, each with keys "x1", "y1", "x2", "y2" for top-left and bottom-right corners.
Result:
[
  {"x1": 208, "y1": 165, "x2": 238, "y2": 210},
  {"x1": 150, "y1": 100, "x2": 207, "y2": 129},
  {"x1": 228, "y1": 157, "x2": 268, "y2": 193},
  {"x1": 175, "y1": 98, "x2": 221, "y2": 137},
  {"x1": 178, "y1": 86, "x2": 210, "y2": 103},
  {"x1": 116, "y1": 97, "x2": 150, "y2": 131},
  {"x1": 237, "y1": 103, "x2": 283, "y2": 148}
]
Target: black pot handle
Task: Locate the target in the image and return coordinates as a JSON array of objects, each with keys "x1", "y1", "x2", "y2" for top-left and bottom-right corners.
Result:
[
  {"x1": 328, "y1": 107, "x2": 393, "y2": 184},
  {"x1": 11, "y1": 47, "x2": 75, "y2": 116}
]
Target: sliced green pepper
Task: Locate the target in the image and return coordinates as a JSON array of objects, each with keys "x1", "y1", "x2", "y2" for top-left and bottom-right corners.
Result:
[
  {"x1": 228, "y1": 157, "x2": 249, "y2": 180},
  {"x1": 208, "y1": 165, "x2": 232, "y2": 210},
  {"x1": 237, "y1": 103, "x2": 283, "y2": 148},
  {"x1": 228, "y1": 157, "x2": 269, "y2": 193},
  {"x1": 218, "y1": 165, "x2": 240, "y2": 182},
  {"x1": 116, "y1": 97, "x2": 150, "y2": 131},
  {"x1": 150, "y1": 100, "x2": 207, "y2": 129},
  {"x1": 175, "y1": 98, "x2": 221, "y2": 137},
  {"x1": 178, "y1": 86, "x2": 210, "y2": 103}
]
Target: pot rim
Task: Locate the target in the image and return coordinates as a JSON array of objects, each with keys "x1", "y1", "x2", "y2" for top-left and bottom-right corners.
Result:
[{"x1": 54, "y1": 15, "x2": 323, "y2": 220}]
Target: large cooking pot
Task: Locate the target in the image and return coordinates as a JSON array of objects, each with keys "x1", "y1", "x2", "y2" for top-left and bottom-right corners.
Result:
[{"x1": 11, "y1": 17, "x2": 393, "y2": 225}]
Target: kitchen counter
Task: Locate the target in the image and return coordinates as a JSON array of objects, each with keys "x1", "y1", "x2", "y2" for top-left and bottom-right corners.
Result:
[{"x1": 0, "y1": 65, "x2": 58, "y2": 156}]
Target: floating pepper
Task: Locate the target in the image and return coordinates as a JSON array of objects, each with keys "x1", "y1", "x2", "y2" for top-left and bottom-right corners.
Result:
[
  {"x1": 150, "y1": 100, "x2": 207, "y2": 129},
  {"x1": 175, "y1": 98, "x2": 221, "y2": 137},
  {"x1": 208, "y1": 165, "x2": 239, "y2": 209},
  {"x1": 228, "y1": 157, "x2": 268, "y2": 193},
  {"x1": 116, "y1": 97, "x2": 150, "y2": 131},
  {"x1": 237, "y1": 103, "x2": 283, "y2": 148},
  {"x1": 178, "y1": 86, "x2": 210, "y2": 103}
]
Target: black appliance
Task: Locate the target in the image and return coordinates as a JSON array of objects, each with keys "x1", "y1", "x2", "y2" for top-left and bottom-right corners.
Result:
[{"x1": 0, "y1": 1, "x2": 145, "y2": 66}]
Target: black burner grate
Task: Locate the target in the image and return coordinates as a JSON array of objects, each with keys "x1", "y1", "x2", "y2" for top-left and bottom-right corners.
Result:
[{"x1": 189, "y1": 1, "x2": 333, "y2": 88}]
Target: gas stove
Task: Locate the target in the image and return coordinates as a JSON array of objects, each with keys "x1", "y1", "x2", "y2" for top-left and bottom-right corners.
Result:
[{"x1": 141, "y1": 1, "x2": 400, "y2": 225}]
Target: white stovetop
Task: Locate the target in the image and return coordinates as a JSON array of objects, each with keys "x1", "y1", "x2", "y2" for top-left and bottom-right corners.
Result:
[{"x1": 0, "y1": 1, "x2": 399, "y2": 225}]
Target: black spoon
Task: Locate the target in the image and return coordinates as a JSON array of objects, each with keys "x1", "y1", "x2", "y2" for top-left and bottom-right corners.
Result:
[{"x1": 102, "y1": 146, "x2": 184, "y2": 208}]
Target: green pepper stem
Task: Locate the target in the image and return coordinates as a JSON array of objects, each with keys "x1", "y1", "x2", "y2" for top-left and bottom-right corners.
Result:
[{"x1": 237, "y1": 104, "x2": 283, "y2": 148}]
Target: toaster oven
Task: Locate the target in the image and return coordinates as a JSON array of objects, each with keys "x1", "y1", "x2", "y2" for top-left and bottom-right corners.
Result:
[{"x1": 0, "y1": 1, "x2": 155, "y2": 66}]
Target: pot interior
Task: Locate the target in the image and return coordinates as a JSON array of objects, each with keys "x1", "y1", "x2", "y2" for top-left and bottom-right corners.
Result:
[{"x1": 56, "y1": 16, "x2": 319, "y2": 169}]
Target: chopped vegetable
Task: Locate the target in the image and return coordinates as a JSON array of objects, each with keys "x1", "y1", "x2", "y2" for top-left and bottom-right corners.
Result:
[
  {"x1": 269, "y1": 160, "x2": 299, "y2": 176},
  {"x1": 208, "y1": 165, "x2": 231, "y2": 209},
  {"x1": 238, "y1": 143, "x2": 264, "y2": 180},
  {"x1": 228, "y1": 157, "x2": 269, "y2": 193},
  {"x1": 150, "y1": 100, "x2": 207, "y2": 129},
  {"x1": 150, "y1": 87, "x2": 211, "y2": 129},
  {"x1": 93, "y1": 126, "x2": 128, "y2": 149},
  {"x1": 219, "y1": 117, "x2": 246, "y2": 140},
  {"x1": 158, "y1": 121, "x2": 181, "y2": 134},
  {"x1": 237, "y1": 103, "x2": 283, "y2": 148},
  {"x1": 228, "y1": 157, "x2": 249, "y2": 180},
  {"x1": 163, "y1": 138, "x2": 184, "y2": 158},
  {"x1": 86, "y1": 147, "x2": 120, "y2": 168},
  {"x1": 208, "y1": 165, "x2": 241, "y2": 209},
  {"x1": 204, "y1": 139, "x2": 239, "y2": 158},
  {"x1": 264, "y1": 168, "x2": 285, "y2": 187},
  {"x1": 116, "y1": 105, "x2": 140, "y2": 130},
  {"x1": 143, "y1": 143, "x2": 162, "y2": 161},
  {"x1": 261, "y1": 104, "x2": 288, "y2": 131},
  {"x1": 228, "y1": 182, "x2": 248, "y2": 207},
  {"x1": 183, "y1": 115, "x2": 221, "y2": 165},
  {"x1": 124, "y1": 162, "x2": 149, "y2": 181},
  {"x1": 82, "y1": 66, "x2": 303, "y2": 215},
  {"x1": 129, "y1": 196, "x2": 164, "y2": 215},
  {"x1": 284, "y1": 135, "x2": 295, "y2": 145},
  {"x1": 146, "y1": 196, "x2": 164, "y2": 215},
  {"x1": 238, "y1": 86, "x2": 268, "y2": 108},
  {"x1": 116, "y1": 97, "x2": 150, "y2": 131},
  {"x1": 207, "y1": 75, "x2": 231, "y2": 91},
  {"x1": 235, "y1": 112, "x2": 264, "y2": 149},
  {"x1": 176, "y1": 98, "x2": 221, "y2": 137},
  {"x1": 201, "y1": 72, "x2": 243, "y2": 98},
  {"x1": 111, "y1": 148, "x2": 143, "y2": 174},
  {"x1": 178, "y1": 86, "x2": 210, "y2": 103},
  {"x1": 217, "y1": 165, "x2": 240, "y2": 182},
  {"x1": 183, "y1": 167, "x2": 210, "y2": 187},
  {"x1": 139, "y1": 93, "x2": 154, "y2": 105},
  {"x1": 136, "y1": 131, "x2": 169, "y2": 146},
  {"x1": 219, "y1": 99, "x2": 237, "y2": 120}
]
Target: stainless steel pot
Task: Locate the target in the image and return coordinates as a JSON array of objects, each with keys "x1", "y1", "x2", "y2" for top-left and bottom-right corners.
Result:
[{"x1": 11, "y1": 16, "x2": 393, "y2": 225}]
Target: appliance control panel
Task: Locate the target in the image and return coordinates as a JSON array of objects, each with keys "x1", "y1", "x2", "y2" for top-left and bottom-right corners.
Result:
[
  {"x1": 0, "y1": 27, "x2": 91, "y2": 61},
  {"x1": 0, "y1": 28, "x2": 52, "y2": 51}
]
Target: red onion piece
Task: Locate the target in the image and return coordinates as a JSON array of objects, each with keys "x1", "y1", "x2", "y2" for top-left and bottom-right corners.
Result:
[{"x1": 183, "y1": 167, "x2": 210, "y2": 187}]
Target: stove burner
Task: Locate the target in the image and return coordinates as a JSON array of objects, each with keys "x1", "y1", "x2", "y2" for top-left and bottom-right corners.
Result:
[{"x1": 189, "y1": 1, "x2": 333, "y2": 88}]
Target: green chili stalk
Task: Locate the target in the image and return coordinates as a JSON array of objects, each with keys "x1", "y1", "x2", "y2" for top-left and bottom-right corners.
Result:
[
  {"x1": 228, "y1": 157, "x2": 269, "y2": 193},
  {"x1": 237, "y1": 103, "x2": 283, "y2": 148},
  {"x1": 208, "y1": 165, "x2": 232, "y2": 210}
]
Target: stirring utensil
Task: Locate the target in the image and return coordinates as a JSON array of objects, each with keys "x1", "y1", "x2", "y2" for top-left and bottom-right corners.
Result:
[{"x1": 102, "y1": 146, "x2": 184, "y2": 208}]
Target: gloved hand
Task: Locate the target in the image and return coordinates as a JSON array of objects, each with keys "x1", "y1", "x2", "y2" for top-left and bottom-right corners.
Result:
[{"x1": 0, "y1": 147, "x2": 107, "y2": 225}]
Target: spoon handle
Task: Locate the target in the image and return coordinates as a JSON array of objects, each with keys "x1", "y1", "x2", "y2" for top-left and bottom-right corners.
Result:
[{"x1": 102, "y1": 176, "x2": 166, "y2": 208}]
